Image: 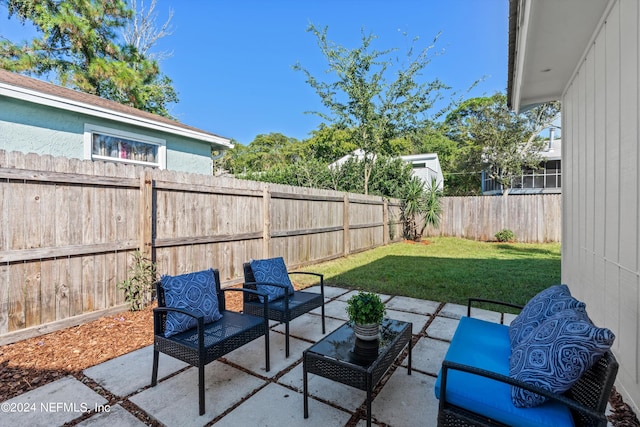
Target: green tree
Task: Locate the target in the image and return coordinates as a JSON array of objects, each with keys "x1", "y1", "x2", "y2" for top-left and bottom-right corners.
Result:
[
  {"x1": 294, "y1": 24, "x2": 449, "y2": 194},
  {"x1": 444, "y1": 93, "x2": 560, "y2": 195},
  {"x1": 247, "y1": 133, "x2": 303, "y2": 171},
  {"x1": 367, "y1": 156, "x2": 413, "y2": 198},
  {"x1": 304, "y1": 124, "x2": 357, "y2": 163},
  {"x1": 242, "y1": 152, "x2": 413, "y2": 199},
  {"x1": 218, "y1": 140, "x2": 247, "y2": 174},
  {"x1": 244, "y1": 158, "x2": 334, "y2": 190},
  {"x1": 0, "y1": 0, "x2": 177, "y2": 117}
]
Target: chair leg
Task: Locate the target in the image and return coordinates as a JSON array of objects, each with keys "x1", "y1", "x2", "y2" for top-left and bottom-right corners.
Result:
[
  {"x1": 151, "y1": 348, "x2": 159, "y2": 386},
  {"x1": 285, "y1": 319, "x2": 290, "y2": 357},
  {"x1": 321, "y1": 303, "x2": 326, "y2": 334},
  {"x1": 265, "y1": 329, "x2": 270, "y2": 372},
  {"x1": 199, "y1": 363, "x2": 205, "y2": 415}
]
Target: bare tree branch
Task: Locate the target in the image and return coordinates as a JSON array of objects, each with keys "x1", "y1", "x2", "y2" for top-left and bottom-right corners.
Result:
[{"x1": 123, "y1": 0, "x2": 174, "y2": 60}]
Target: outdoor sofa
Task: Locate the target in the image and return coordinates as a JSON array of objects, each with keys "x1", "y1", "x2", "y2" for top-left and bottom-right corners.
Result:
[{"x1": 435, "y1": 284, "x2": 618, "y2": 427}]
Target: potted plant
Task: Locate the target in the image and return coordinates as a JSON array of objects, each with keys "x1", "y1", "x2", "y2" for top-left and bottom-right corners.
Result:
[{"x1": 346, "y1": 292, "x2": 386, "y2": 341}]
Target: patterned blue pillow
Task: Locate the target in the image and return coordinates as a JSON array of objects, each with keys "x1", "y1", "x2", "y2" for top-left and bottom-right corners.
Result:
[
  {"x1": 509, "y1": 308, "x2": 615, "y2": 408},
  {"x1": 161, "y1": 269, "x2": 222, "y2": 338},
  {"x1": 249, "y1": 257, "x2": 295, "y2": 303},
  {"x1": 509, "y1": 284, "x2": 586, "y2": 346}
]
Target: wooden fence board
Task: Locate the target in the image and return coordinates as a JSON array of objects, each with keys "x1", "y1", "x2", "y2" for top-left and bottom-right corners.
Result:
[
  {"x1": 7, "y1": 157, "x2": 26, "y2": 331},
  {"x1": 54, "y1": 258, "x2": 68, "y2": 321},
  {"x1": 23, "y1": 173, "x2": 42, "y2": 328},
  {"x1": 0, "y1": 263, "x2": 9, "y2": 334}
]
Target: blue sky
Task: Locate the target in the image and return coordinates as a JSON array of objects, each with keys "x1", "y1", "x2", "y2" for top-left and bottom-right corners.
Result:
[{"x1": 2, "y1": 0, "x2": 509, "y2": 146}]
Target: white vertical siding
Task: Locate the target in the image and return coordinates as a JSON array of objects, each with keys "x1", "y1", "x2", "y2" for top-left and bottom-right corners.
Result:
[
  {"x1": 619, "y1": 0, "x2": 639, "y2": 273},
  {"x1": 562, "y1": 0, "x2": 640, "y2": 410},
  {"x1": 604, "y1": 2, "x2": 622, "y2": 356}
]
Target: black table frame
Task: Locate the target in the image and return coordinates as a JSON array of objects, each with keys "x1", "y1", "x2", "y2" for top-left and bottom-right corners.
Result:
[{"x1": 303, "y1": 318, "x2": 412, "y2": 427}]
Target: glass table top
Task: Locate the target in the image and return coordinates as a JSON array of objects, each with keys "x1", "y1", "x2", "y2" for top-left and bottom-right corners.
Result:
[{"x1": 305, "y1": 318, "x2": 409, "y2": 367}]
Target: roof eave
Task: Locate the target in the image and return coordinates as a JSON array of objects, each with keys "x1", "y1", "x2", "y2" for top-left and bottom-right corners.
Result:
[
  {"x1": 506, "y1": 0, "x2": 519, "y2": 111},
  {"x1": 0, "y1": 82, "x2": 233, "y2": 149},
  {"x1": 507, "y1": 0, "x2": 614, "y2": 113}
]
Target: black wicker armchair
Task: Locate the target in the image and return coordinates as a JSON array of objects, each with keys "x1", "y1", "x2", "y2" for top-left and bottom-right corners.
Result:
[
  {"x1": 243, "y1": 258, "x2": 325, "y2": 357},
  {"x1": 151, "y1": 268, "x2": 270, "y2": 415}
]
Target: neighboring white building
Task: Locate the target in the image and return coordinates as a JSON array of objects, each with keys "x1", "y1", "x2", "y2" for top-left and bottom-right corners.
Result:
[
  {"x1": 330, "y1": 149, "x2": 444, "y2": 190},
  {"x1": 508, "y1": 0, "x2": 640, "y2": 411},
  {"x1": 399, "y1": 153, "x2": 444, "y2": 190}
]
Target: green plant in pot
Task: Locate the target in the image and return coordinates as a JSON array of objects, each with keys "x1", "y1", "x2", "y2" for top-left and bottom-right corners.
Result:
[{"x1": 346, "y1": 292, "x2": 386, "y2": 341}]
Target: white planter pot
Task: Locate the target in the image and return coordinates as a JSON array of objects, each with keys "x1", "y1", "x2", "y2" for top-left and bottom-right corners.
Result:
[{"x1": 353, "y1": 323, "x2": 380, "y2": 341}]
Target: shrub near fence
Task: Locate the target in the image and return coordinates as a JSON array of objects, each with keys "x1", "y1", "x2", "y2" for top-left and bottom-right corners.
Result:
[{"x1": 0, "y1": 150, "x2": 403, "y2": 344}]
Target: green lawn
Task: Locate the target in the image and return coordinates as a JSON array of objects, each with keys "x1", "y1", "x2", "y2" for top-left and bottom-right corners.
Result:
[{"x1": 295, "y1": 237, "x2": 561, "y2": 311}]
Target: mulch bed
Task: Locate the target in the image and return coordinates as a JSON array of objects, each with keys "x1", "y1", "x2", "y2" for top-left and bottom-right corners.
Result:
[{"x1": 0, "y1": 289, "x2": 244, "y2": 403}]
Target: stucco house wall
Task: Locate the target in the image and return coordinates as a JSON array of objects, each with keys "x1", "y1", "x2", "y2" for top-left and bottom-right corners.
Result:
[{"x1": 0, "y1": 69, "x2": 231, "y2": 175}]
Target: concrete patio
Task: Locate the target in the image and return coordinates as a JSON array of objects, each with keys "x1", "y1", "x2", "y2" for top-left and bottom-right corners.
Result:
[{"x1": 0, "y1": 286, "x2": 608, "y2": 426}]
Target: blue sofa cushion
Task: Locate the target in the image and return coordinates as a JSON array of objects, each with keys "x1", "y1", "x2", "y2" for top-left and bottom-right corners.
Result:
[
  {"x1": 509, "y1": 284, "x2": 586, "y2": 346},
  {"x1": 161, "y1": 269, "x2": 223, "y2": 338},
  {"x1": 510, "y1": 309, "x2": 615, "y2": 408},
  {"x1": 435, "y1": 316, "x2": 575, "y2": 427},
  {"x1": 250, "y1": 257, "x2": 295, "y2": 303}
]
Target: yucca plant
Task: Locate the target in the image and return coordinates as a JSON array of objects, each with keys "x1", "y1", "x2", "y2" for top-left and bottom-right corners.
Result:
[
  {"x1": 423, "y1": 176, "x2": 443, "y2": 229},
  {"x1": 401, "y1": 176, "x2": 442, "y2": 241},
  {"x1": 401, "y1": 177, "x2": 425, "y2": 241}
]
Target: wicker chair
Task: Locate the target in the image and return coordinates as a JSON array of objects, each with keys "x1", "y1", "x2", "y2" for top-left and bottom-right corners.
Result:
[
  {"x1": 151, "y1": 268, "x2": 270, "y2": 415},
  {"x1": 437, "y1": 298, "x2": 619, "y2": 427},
  {"x1": 243, "y1": 259, "x2": 325, "y2": 357}
]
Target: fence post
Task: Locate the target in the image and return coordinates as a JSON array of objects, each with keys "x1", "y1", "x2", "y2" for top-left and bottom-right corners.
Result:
[
  {"x1": 139, "y1": 170, "x2": 153, "y2": 259},
  {"x1": 263, "y1": 184, "x2": 271, "y2": 258},
  {"x1": 383, "y1": 198, "x2": 389, "y2": 245},
  {"x1": 343, "y1": 194, "x2": 350, "y2": 256}
]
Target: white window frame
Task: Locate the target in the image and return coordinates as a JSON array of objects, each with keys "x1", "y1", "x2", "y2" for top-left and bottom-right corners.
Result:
[{"x1": 84, "y1": 124, "x2": 166, "y2": 169}]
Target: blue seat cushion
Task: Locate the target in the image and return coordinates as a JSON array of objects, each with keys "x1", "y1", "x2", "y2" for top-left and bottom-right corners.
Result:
[
  {"x1": 435, "y1": 316, "x2": 575, "y2": 427},
  {"x1": 509, "y1": 284, "x2": 586, "y2": 346},
  {"x1": 249, "y1": 257, "x2": 295, "y2": 302},
  {"x1": 161, "y1": 269, "x2": 222, "y2": 338},
  {"x1": 510, "y1": 309, "x2": 615, "y2": 408}
]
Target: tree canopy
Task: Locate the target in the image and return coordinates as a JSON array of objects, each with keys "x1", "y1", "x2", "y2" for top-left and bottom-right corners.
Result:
[
  {"x1": 0, "y1": 0, "x2": 177, "y2": 117},
  {"x1": 293, "y1": 24, "x2": 449, "y2": 194},
  {"x1": 443, "y1": 93, "x2": 560, "y2": 194}
]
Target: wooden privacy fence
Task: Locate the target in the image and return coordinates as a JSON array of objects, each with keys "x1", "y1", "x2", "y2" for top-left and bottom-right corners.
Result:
[
  {"x1": 427, "y1": 194, "x2": 562, "y2": 243},
  {"x1": 0, "y1": 150, "x2": 403, "y2": 344},
  {"x1": 0, "y1": 150, "x2": 561, "y2": 344}
]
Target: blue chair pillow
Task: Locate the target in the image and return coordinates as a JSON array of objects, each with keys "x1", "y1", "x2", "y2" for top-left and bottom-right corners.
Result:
[
  {"x1": 161, "y1": 268, "x2": 223, "y2": 338},
  {"x1": 509, "y1": 284, "x2": 586, "y2": 346},
  {"x1": 509, "y1": 308, "x2": 615, "y2": 408},
  {"x1": 250, "y1": 257, "x2": 295, "y2": 302}
]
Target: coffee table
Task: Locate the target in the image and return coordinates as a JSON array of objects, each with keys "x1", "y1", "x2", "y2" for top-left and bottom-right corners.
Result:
[{"x1": 303, "y1": 318, "x2": 412, "y2": 427}]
